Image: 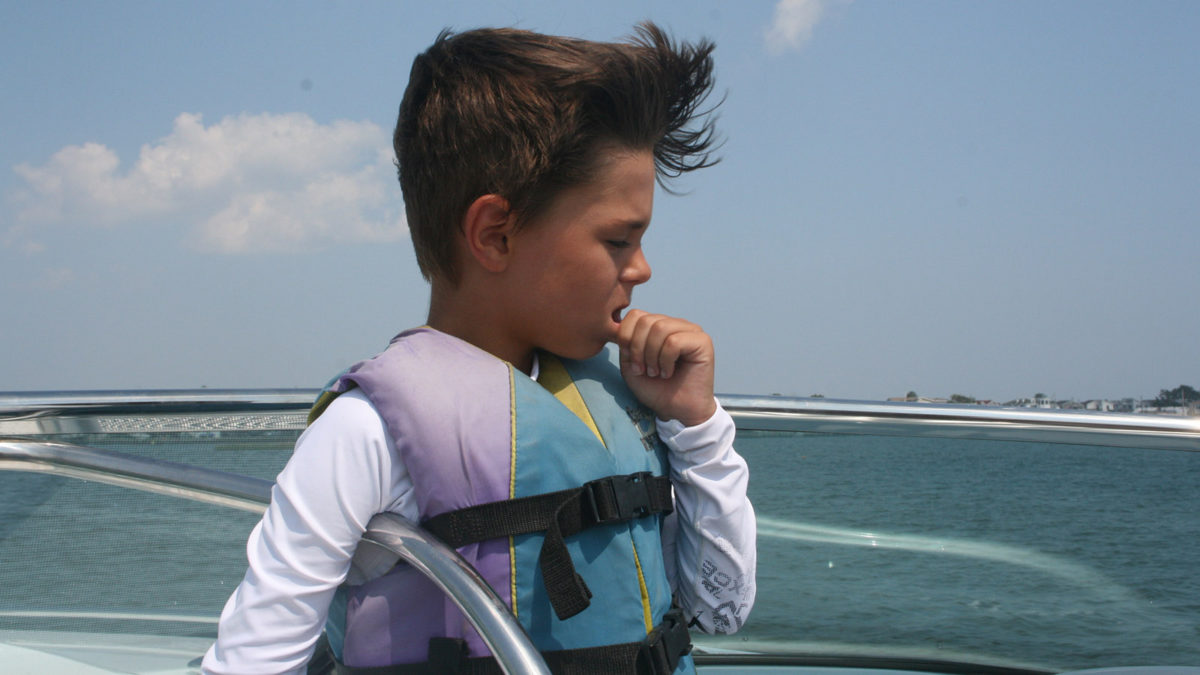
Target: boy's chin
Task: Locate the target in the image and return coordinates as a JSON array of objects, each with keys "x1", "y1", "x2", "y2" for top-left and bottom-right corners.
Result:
[{"x1": 550, "y1": 339, "x2": 610, "y2": 361}]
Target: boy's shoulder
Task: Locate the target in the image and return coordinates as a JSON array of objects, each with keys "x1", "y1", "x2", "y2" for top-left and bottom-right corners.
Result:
[{"x1": 308, "y1": 327, "x2": 506, "y2": 424}]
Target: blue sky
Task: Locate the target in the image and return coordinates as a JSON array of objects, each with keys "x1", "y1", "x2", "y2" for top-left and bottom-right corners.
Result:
[{"x1": 2, "y1": 1, "x2": 1197, "y2": 402}]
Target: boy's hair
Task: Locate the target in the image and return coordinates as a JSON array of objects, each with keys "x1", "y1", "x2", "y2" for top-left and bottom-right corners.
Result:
[{"x1": 395, "y1": 23, "x2": 719, "y2": 282}]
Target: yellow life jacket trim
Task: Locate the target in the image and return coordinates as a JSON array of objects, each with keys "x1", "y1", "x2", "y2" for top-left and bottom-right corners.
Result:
[
  {"x1": 507, "y1": 364, "x2": 519, "y2": 616},
  {"x1": 631, "y1": 541, "x2": 654, "y2": 634},
  {"x1": 537, "y1": 353, "x2": 606, "y2": 448}
]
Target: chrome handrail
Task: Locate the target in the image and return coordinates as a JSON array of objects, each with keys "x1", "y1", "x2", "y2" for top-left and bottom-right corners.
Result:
[
  {"x1": 0, "y1": 439, "x2": 273, "y2": 512},
  {"x1": 353, "y1": 513, "x2": 552, "y2": 675},
  {"x1": 720, "y1": 395, "x2": 1200, "y2": 451},
  {"x1": 0, "y1": 439, "x2": 552, "y2": 675},
  {"x1": 2, "y1": 389, "x2": 1197, "y2": 451},
  {"x1": 0, "y1": 389, "x2": 315, "y2": 414},
  {"x1": 0, "y1": 390, "x2": 314, "y2": 435}
]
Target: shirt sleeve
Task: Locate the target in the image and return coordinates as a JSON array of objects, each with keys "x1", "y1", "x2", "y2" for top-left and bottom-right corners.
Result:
[
  {"x1": 658, "y1": 401, "x2": 757, "y2": 635},
  {"x1": 202, "y1": 390, "x2": 416, "y2": 675}
]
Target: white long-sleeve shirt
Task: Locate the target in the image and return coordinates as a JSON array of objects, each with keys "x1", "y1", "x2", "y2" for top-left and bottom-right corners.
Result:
[{"x1": 203, "y1": 369, "x2": 756, "y2": 674}]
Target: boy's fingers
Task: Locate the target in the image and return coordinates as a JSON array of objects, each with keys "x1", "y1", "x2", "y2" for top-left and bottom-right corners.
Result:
[
  {"x1": 647, "y1": 319, "x2": 683, "y2": 378},
  {"x1": 654, "y1": 332, "x2": 682, "y2": 379},
  {"x1": 615, "y1": 308, "x2": 645, "y2": 347},
  {"x1": 619, "y1": 310, "x2": 656, "y2": 376},
  {"x1": 640, "y1": 317, "x2": 671, "y2": 378},
  {"x1": 620, "y1": 311, "x2": 705, "y2": 379},
  {"x1": 655, "y1": 324, "x2": 711, "y2": 379},
  {"x1": 617, "y1": 310, "x2": 717, "y2": 424},
  {"x1": 625, "y1": 311, "x2": 666, "y2": 377}
]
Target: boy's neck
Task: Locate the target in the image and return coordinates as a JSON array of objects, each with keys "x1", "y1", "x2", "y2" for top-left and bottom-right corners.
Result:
[{"x1": 427, "y1": 278, "x2": 536, "y2": 375}]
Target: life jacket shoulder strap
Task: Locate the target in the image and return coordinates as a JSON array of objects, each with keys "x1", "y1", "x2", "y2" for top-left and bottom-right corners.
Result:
[{"x1": 422, "y1": 472, "x2": 673, "y2": 621}]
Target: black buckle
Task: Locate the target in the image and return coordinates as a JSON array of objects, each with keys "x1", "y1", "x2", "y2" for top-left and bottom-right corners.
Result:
[
  {"x1": 584, "y1": 472, "x2": 653, "y2": 524},
  {"x1": 639, "y1": 609, "x2": 692, "y2": 675}
]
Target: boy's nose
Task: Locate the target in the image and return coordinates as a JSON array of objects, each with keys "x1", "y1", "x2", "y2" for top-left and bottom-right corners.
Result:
[{"x1": 622, "y1": 247, "x2": 652, "y2": 285}]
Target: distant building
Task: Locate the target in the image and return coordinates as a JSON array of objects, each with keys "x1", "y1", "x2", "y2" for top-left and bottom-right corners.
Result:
[
  {"x1": 1009, "y1": 396, "x2": 1056, "y2": 409},
  {"x1": 1112, "y1": 398, "x2": 1137, "y2": 413},
  {"x1": 886, "y1": 396, "x2": 948, "y2": 404}
]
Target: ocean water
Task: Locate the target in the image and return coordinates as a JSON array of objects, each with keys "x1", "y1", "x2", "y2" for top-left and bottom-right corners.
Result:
[
  {"x1": 2, "y1": 430, "x2": 1197, "y2": 671},
  {"x1": 716, "y1": 434, "x2": 1200, "y2": 670}
]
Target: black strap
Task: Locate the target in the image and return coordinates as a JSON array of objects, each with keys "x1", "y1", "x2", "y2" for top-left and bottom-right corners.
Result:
[
  {"x1": 422, "y1": 472, "x2": 673, "y2": 620},
  {"x1": 333, "y1": 609, "x2": 691, "y2": 675}
]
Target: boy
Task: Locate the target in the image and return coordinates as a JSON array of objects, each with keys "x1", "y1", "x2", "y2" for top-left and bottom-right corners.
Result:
[{"x1": 204, "y1": 23, "x2": 755, "y2": 675}]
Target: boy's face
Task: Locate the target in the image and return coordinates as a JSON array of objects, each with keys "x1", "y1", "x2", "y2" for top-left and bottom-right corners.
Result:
[{"x1": 503, "y1": 149, "x2": 655, "y2": 361}]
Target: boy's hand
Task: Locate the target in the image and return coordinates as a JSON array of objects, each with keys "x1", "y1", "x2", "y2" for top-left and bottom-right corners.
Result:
[{"x1": 616, "y1": 310, "x2": 718, "y2": 427}]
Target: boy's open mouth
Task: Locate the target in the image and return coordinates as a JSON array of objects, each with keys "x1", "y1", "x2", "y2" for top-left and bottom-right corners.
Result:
[{"x1": 612, "y1": 307, "x2": 625, "y2": 324}]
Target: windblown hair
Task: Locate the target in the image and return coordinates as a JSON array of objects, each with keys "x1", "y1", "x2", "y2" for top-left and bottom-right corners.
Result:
[{"x1": 395, "y1": 22, "x2": 719, "y2": 282}]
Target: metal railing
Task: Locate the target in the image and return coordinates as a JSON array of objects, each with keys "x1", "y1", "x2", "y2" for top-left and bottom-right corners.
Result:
[
  {"x1": 0, "y1": 437, "x2": 551, "y2": 675},
  {"x1": 354, "y1": 513, "x2": 552, "y2": 675},
  {"x1": 0, "y1": 439, "x2": 272, "y2": 512},
  {"x1": 720, "y1": 395, "x2": 1200, "y2": 451},
  {"x1": 3, "y1": 390, "x2": 1197, "y2": 451}
]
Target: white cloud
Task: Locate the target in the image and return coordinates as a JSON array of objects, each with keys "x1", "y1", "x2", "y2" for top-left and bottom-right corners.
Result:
[
  {"x1": 1, "y1": 223, "x2": 45, "y2": 255},
  {"x1": 29, "y1": 266, "x2": 75, "y2": 291},
  {"x1": 8, "y1": 112, "x2": 406, "y2": 253},
  {"x1": 765, "y1": 0, "x2": 844, "y2": 54}
]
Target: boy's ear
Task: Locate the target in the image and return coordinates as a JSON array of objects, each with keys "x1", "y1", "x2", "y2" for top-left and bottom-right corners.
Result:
[{"x1": 461, "y1": 194, "x2": 516, "y2": 273}]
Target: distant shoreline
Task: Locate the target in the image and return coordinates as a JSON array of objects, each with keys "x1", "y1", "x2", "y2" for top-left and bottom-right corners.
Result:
[{"x1": 881, "y1": 395, "x2": 1199, "y2": 417}]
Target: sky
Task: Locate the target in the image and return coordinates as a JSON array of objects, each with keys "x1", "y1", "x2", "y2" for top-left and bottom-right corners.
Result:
[{"x1": 2, "y1": 0, "x2": 1197, "y2": 403}]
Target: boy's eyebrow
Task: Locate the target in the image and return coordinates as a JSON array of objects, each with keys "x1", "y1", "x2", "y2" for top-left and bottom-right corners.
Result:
[{"x1": 605, "y1": 219, "x2": 648, "y2": 232}]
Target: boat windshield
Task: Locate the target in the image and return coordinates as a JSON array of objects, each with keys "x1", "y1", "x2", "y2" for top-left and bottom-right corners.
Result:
[{"x1": 2, "y1": 392, "x2": 1198, "y2": 673}]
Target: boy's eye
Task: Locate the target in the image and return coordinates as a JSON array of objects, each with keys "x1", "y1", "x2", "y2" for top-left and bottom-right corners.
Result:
[{"x1": 606, "y1": 239, "x2": 631, "y2": 249}]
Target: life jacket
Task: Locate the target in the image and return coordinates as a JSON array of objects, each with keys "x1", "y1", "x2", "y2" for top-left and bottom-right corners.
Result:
[{"x1": 310, "y1": 327, "x2": 695, "y2": 674}]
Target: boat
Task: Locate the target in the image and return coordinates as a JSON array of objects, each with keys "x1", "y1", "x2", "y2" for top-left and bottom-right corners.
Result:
[{"x1": 2, "y1": 390, "x2": 1198, "y2": 674}]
